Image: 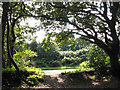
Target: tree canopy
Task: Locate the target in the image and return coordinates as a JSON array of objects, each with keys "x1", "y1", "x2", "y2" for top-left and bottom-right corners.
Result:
[
  {"x1": 30, "y1": 2, "x2": 120, "y2": 76},
  {"x1": 2, "y1": 2, "x2": 120, "y2": 77}
]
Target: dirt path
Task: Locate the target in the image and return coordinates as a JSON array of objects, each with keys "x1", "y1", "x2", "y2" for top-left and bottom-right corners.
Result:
[
  {"x1": 24, "y1": 71, "x2": 120, "y2": 89},
  {"x1": 43, "y1": 69, "x2": 77, "y2": 75}
]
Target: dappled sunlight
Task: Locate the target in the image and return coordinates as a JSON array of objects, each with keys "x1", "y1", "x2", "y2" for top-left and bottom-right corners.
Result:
[
  {"x1": 92, "y1": 81, "x2": 100, "y2": 85},
  {"x1": 2, "y1": 1, "x2": 120, "y2": 89},
  {"x1": 43, "y1": 69, "x2": 77, "y2": 75}
]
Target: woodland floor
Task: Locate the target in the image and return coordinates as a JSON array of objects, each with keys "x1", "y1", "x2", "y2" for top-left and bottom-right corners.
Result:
[
  {"x1": 21, "y1": 72, "x2": 120, "y2": 89},
  {"x1": 2, "y1": 70, "x2": 120, "y2": 89}
]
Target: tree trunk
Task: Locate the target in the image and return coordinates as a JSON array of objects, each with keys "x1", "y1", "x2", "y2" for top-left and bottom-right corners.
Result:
[
  {"x1": 2, "y1": 2, "x2": 9, "y2": 68},
  {"x1": 110, "y1": 55, "x2": 120, "y2": 77},
  {"x1": 7, "y1": 15, "x2": 19, "y2": 71},
  {"x1": 109, "y1": 46, "x2": 120, "y2": 77}
]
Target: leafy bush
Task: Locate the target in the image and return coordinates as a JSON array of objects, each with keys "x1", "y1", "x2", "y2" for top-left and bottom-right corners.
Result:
[
  {"x1": 59, "y1": 49, "x2": 88, "y2": 66},
  {"x1": 26, "y1": 38, "x2": 89, "y2": 67},
  {"x1": 26, "y1": 75, "x2": 44, "y2": 86},
  {"x1": 78, "y1": 61, "x2": 94, "y2": 72},
  {"x1": 13, "y1": 49, "x2": 37, "y2": 68},
  {"x1": 28, "y1": 40, "x2": 61, "y2": 62},
  {"x1": 23, "y1": 66, "x2": 45, "y2": 75},
  {"x1": 32, "y1": 59, "x2": 49, "y2": 67},
  {"x1": 61, "y1": 61, "x2": 94, "y2": 75},
  {"x1": 86, "y1": 45, "x2": 110, "y2": 77},
  {"x1": 48, "y1": 60, "x2": 62, "y2": 67},
  {"x1": 2, "y1": 66, "x2": 45, "y2": 88},
  {"x1": 2, "y1": 67, "x2": 16, "y2": 72},
  {"x1": 22, "y1": 67, "x2": 45, "y2": 87},
  {"x1": 36, "y1": 62, "x2": 47, "y2": 67}
]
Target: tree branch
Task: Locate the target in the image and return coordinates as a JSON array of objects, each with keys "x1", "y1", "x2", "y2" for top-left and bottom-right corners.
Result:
[
  {"x1": 49, "y1": 2, "x2": 66, "y2": 8},
  {"x1": 109, "y1": 2, "x2": 119, "y2": 42},
  {"x1": 11, "y1": 15, "x2": 22, "y2": 44},
  {"x1": 7, "y1": 18, "x2": 19, "y2": 71},
  {"x1": 99, "y1": 2, "x2": 111, "y2": 25}
]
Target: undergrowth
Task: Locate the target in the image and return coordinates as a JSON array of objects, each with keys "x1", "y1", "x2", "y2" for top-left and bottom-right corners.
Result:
[
  {"x1": 2, "y1": 66, "x2": 45, "y2": 89},
  {"x1": 62, "y1": 61, "x2": 94, "y2": 74}
]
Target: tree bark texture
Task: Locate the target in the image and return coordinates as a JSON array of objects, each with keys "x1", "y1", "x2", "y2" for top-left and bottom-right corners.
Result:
[
  {"x1": 2, "y1": 2, "x2": 19, "y2": 71},
  {"x1": 2, "y1": 2, "x2": 9, "y2": 68}
]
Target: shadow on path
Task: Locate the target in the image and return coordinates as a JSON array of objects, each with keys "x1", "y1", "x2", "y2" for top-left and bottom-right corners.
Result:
[{"x1": 42, "y1": 72, "x2": 120, "y2": 88}]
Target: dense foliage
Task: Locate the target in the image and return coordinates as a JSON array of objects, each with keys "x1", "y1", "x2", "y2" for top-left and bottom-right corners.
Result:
[
  {"x1": 26, "y1": 38, "x2": 89, "y2": 67},
  {"x1": 2, "y1": 66, "x2": 45, "y2": 88},
  {"x1": 86, "y1": 45, "x2": 111, "y2": 77},
  {"x1": 32, "y1": 2, "x2": 120, "y2": 77},
  {"x1": 1, "y1": 2, "x2": 120, "y2": 89}
]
